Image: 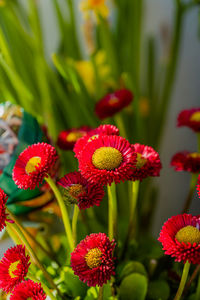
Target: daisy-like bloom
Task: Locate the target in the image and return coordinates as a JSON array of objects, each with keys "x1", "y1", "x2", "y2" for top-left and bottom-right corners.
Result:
[
  {"x1": 74, "y1": 124, "x2": 119, "y2": 159},
  {"x1": 80, "y1": 0, "x2": 109, "y2": 19},
  {"x1": 0, "y1": 188, "x2": 9, "y2": 232},
  {"x1": 95, "y1": 89, "x2": 133, "y2": 120},
  {"x1": 158, "y1": 214, "x2": 200, "y2": 264},
  {"x1": 171, "y1": 151, "x2": 200, "y2": 173},
  {"x1": 57, "y1": 126, "x2": 91, "y2": 150},
  {"x1": 10, "y1": 280, "x2": 46, "y2": 300},
  {"x1": 0, "y1": 245, "x2": 30, "y2": 292},
  {"x1": 12, "y1": 143, "x2": 58, "y2": 190},
  {"x1": 71, "y1": 233, "x2": 115, "y2": 286},
  {"x1": 58, "y1": 171, "x2": 104, "y2": 209},
  {"x1": 177, "y1": 108, "x2": 200, "y2": 132},
  {"x1": 128, "y1": 144, "x2": 162, "y2": 181},
  {"x1": 78, "y1": 135, "x2": 136, "y2": 186}
]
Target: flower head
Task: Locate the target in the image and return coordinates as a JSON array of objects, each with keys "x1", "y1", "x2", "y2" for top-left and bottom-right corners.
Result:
[
  {"x1": 128, "y1": 144, "x2": 162, "y2": 181},
  {"x1": 158, "y1": 214, "x2": 200, "y2": 264},
  {"x1": 171, "y1": 151, "x2": 200, "y2": 173},
  {"x1": 58, "y1": 171, "x2": 104, "y2": 209},
  {"x1": 0, "y1": 188, "x2": 9, "y2": 232},
  {"x1": 78, "y1": 135, "x2": 136, "y2": 186},
  {"x1": 74, "y1": 124, "x2": 119, "y2": 159},
  {"x1": 95, "y1": 89, "x2": 133, "y2": 120},
  {"x1": 71, "y1": 233, "x2": 115, "y2": 286},
  {"x1": 80, "y1": 0, "x2": 109, "y2": 19},
  {"x1": 57, "y1": 126, "x2": 91, "y2": 150},
  {"x1": 10, "y1": 280, "x2": 46, "y2": 300},
  {"x1": 177, "y1": 108, "x2": 200, "y2": 132},
  {"x1": 13, "y1": 143, "x2": 58, "y2": 190},
  {"x1": 0, "y1": 245, "x2": 30, "y2": 292}
]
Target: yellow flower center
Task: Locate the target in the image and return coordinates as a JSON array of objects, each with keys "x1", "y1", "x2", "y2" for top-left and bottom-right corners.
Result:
[
  {"x1": 88, "y1": 135, "x2": 99, "y2": 142},
  {"x1": 136, "y1": 153, "x2": 147, "y2": 169},
  {"x1": 8, "y1": 260, "x2": 20, "y2": 279},
  {"x1": 66, "y1": 131, "x2": 84, "y2": 143},
  {"x1": 25, "y1": 156, "x2": 41, "y2": 175},
  {"x1": 92, "y1": 147, "x2": 123, "y2": 170},
  {"x1": 190, "y1": 111, "x2": 200, "y2": 122},
  {"x1": 187, "y1": 153, "x2": 200, "y2": 159},
  {"x1": 175, "y1": 225, "x2": 200, "y2": 244},
  {"x1": 85, "y1": 248, "x2": 102, "y2": 269},
  {"x1": 68, "y1": 184, "x2": 85, "y2": 198},
  {"x1": 108, "y1": 97, "x2": 119, "y2": 105}
]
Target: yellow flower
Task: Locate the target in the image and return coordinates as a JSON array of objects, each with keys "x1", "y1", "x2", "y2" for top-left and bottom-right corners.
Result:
[
  {"x1": 80, "y1": 0, "x2": 109, "y2": 19},
  {"x1": 74, "y1": 50, "x2": 113, "y2": 94}
]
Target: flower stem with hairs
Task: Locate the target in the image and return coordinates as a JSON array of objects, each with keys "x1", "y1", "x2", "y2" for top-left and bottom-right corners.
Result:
[
  {"x1": 45, "y1": 175, "x2": 74, "y2": 252},
  {"x1": 107, "y1": 183, "x2": 117, "y2": 240},
  {"x1": 174, "y1": 261, "x2": 190, "y2": 300}
]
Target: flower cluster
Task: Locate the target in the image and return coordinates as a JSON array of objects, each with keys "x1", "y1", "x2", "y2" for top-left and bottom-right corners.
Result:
[{"x1": 0, "y1": 244, "x2": 46, "y2": 298}]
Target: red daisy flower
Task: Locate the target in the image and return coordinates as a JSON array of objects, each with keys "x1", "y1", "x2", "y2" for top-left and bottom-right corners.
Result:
[
  {"x1": 71, "y1": 233, "x2": 115, "y2": 287},
  {"x1": 0, "y1": 188, "x2": 10, "y2": 232},
  {"x1": 197, "y1": 175, "x2": 200, "y2": 199},
  {"x1": 12, "y1": 143, "x2": 58, "y2": 190},
  {"x1": 171, "y1": 151, "x2": 200, "y2": 173},
  {"x1": 128, "y1": 143, "x2": 162, "y2": 181},
  {"x1": 74, "y1": 124, "x2": 119, "y2": 159},
  {"x1": 57, "y1": 126, "x2": 92, "y2": 150},
  {"x1": 0, "y1": 245, "x2": 30, "y2": 292},
  {"x1": 78, "y1": 135, "x2": 136, "y2": 186},
  {"x1": 177, "y1": 108, "x2": 200, "y2": 132},
  {"x1": 10, "y1": 280, "x2": 46, "y2": 300},
  {"x1": 158, "y1": 214, "x2": 200, "y2": 264},
  {"x1": 95, "y1": 89, "x2": 133, "y2": 120},
  {"x1": 57, "y1": 171, "x2": 104, "y2": 209}
]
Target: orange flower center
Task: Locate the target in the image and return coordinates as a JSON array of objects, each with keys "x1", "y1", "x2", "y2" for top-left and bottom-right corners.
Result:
[
  {"x1": 187, "y1": 153, "x2": 200, "y2": 159},
  {"x1": 108, "y1": 97, "x2": 119, "y2": 105},
  {"x1": 66, "y1": 131, "x2": 84, "y2": 143},
  {"x1": 190, "y1": 111, "x2": 200, "y2": 122},
  {"x1": 89, "y1": 0, "x2": 105, "y2": 7},
  {"x1": 68, "y1": 184, "x2": 85, "y2": 198},
  {"x1": 25, "y1": 156, "x2": 41, "y2": 175},
  {"x1": 175, "y1": 225, "x2": 200, "y2": 244},
  {"x1": 92, "y1": 146, "x2": 123, "y2": 170},
  {"x1": 85, "y1": 248, "x2": 102, "y2": 269},
  {"x1": 136, "y1": 153, "x2": 147, "y2": 169},
  {"x1": 8, "y1": 260, "x2": 20, "y2": 279}
]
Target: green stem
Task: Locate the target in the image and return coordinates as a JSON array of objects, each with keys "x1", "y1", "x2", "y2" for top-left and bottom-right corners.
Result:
[
  {"x1": 28, "y1": 273, "x2": 57, "y2": 300},
  {"x1": 182, "y1": 173, "x2": 198, "y2": 214},
  {"x1": 45, "y1": 175, "x2": 74, "y2": 252},
  {"x1": 6, "y1": 221, "x2": 61, "y2": 297},
  {"x1": 72, "y1": 205, "x2": 79, "y2": 246},
  {"x1": 7, "y1": 210, "x2": 59, "y2": 265},
  {"x1": 120, "y1": 180, "x2": 139, "y2": 259},
  {"x1": 114, "y1": 114, "x2": 127, "y2": 139},
  {"x1": 197, "y1": 133, "x2": 200, "y2": 153},
  {"x1": 98, "y1": 285, "x2": 104, "y2": 300},
  {"x1": 195, "y1": 273, "x2": 200, "y2": 300},
  {"x1": 155, "y1": 2, "x2": 185, "y2": 147},
  {"x1": 107, "y1": 183, "x2": 117, "y2": 240},
  {"x1": 174, "y1": 261, "x2": 190, "y2": 300}
]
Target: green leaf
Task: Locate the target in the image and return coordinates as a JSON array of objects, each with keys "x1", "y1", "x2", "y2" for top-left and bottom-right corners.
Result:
[
  {"x1": 60, "y1": 266, "x2": 87, "y2": 298},
  {"x1": 120, "y1": 261, "x2": 147, "y2": 281},
  {"x1": 147, "y1": 280, "x2": 170, "y2": 300},
  {"x1": 119, "y1": 273, "x2": 148, "y2": 300}
]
